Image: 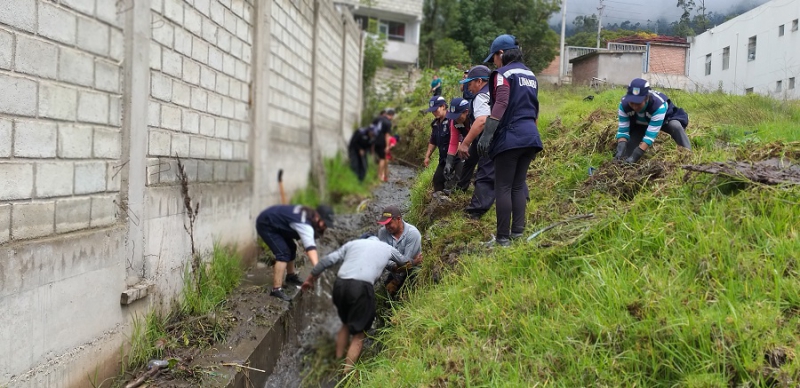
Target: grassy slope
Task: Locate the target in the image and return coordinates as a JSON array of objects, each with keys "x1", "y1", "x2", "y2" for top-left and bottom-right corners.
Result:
[{"x1": 354, "y1": 83, "x2": 800, "y2": 387}]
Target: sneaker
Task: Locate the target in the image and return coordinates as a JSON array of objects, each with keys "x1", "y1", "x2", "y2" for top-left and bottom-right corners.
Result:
[
  {"x1": 495, "y1": 237, "x2": 511, "y2": 247},
  {"x1": 510, "y1": 232, "x2": 525, "y2": 241},
  {"x1": 270, "y1": 288, "x2": 292, "y2": 302},
  {"x1": 285, "y1": 273, "x2": 303, "y2": 286}
]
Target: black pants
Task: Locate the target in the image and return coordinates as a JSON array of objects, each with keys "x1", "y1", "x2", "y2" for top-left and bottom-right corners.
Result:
[
  {"x1": 432, "y1": 156, "x2": 464, "y2": 192},
  {"x1": 624, "y1": 120, "x2": 691, "y2": 156},
  {"x1": 494, "y1": 147, "x2": 538, "y2": 239},
  {"x1": 349, "y1": 147, "x2": 367, "y2": 182},
  {"x1": 458, "y1": 141, "x2": 480, "y2": 191},
  {"x1": 465, "y1": 153, "x2": 496, "y2": 217}
]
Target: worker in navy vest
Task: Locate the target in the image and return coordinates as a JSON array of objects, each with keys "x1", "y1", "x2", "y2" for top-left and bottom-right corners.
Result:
[
  {"x1": 614, "y1": 78, "x2": 691, "y2": 163},
  {"x1": 255, "y1": 204, "x2": 334, "y2": 301},
  {"x1": 443, "y1": 97, "x2": 471, "y2": 190},
  {"x1": 480, "y1": 34, "x2": 543, "y2": 247},
  {"x1": 423, "y1": 95, "x2": 457, "y2": 192},
  {"x1": 348, "y1": 126, "x2": 374, "y2": 182}
]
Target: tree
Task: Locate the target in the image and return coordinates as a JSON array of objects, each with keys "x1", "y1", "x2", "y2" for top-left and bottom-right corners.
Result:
[
  {"x1": 572, "y1": 14, "x2": 599, "y2": 34},
  {"x1": 673, "y1": 0, "x2": 696, "y2": 37}
]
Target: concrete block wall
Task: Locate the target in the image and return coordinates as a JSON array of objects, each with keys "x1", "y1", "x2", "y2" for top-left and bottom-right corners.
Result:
[
  {"x1": 315, "y1": 0, "x2": 346, "y2": 157},
  {"x1": 0, "y1": 0, "x2": 123, "y2": 245},
  {"x1": 341, "y1": 12, "x2": 362, "y2": 139}
]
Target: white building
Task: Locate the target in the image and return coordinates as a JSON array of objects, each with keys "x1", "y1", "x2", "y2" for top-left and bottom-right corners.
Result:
[
  {"x1": 688, "y1": 0, "x2": 800, "y2": 98},
  {"x1": 335, "y1": 0, "x2": 423, "y2": 67}
]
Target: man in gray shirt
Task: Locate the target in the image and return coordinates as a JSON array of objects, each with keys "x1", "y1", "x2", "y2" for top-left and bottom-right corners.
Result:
[
  {"x1": 376, "y1": 205, "x2": 422, "y2": 297},
  {"x1": 302, "y1": 236, "x2": 408, "y2": 373}
]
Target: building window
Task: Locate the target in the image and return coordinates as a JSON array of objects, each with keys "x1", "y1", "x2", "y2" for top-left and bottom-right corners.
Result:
[
  {"x1": 722, "y1": 46, "x2": 730, "y2": 70},
  {"x1": 705, "y1": 53, "x2": 712, "y2": 75},
  {"x1": 748, "y1": 36, "x2": 757, "y2": 61},
  {"x1": 790, "y1": 77, "x2": 796, "y2": 89},
  {"x1": 379, "y1": 21, "x2": 405, "y2": 42},
  {"x1": 745, "y1": 87, "x2": 754, "y2": 94},
  {"x1": 793, "y1": 19, "x2": 799, "y2": 31},
  {"x1": 777, "y1": 80, "x2": 783, "y2": 92},
  {"x1": 780, "y1": 24, "x2": 785, "y2": 36}
]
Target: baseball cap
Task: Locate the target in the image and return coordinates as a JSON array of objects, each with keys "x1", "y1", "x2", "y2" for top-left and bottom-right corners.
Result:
[
  {"x1": 376, "y1": 205, "x2": 401, "y2": 225},
  {"x1": 484, "y1": 34, "x2": 519, "y2": 63},
  {"x1": 459, "y1": 65, "x2": 491, "y2": 84},
  {"x1": 623, "y1": 78, "x2": 651, "y2": 104},
  {"x1": 316, "y1": 204, "x2": 335, "y2": 228},
  {"x1": 445, "y1": 97, "x2": 470, "y2": 120},
  {"x1": 425, "y1": 95, "x2": 447, "y2": 112}
]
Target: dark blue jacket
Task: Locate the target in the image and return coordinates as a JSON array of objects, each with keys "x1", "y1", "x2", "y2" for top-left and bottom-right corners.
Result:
[
  {"x1": 256, "y1": 205, "x2": 314, "y2": 238},
  {"x1": 621, "y1": 91, "x2": 690, "y2": 128},
  {"x1": 488, "y1": 62, "x2": 543, "y2": 158},
  {"x1": 429, "y1": 118, "x2": 452, "y2": 161}
]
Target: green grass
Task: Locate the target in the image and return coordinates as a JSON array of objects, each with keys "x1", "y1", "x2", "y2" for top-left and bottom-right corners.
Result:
[
  {"x1": 347, "y1": 82, "x2": 800, "y2": 386},
  {"x1": 292, "y1": 152, "x2": 379, "y2": 211}
]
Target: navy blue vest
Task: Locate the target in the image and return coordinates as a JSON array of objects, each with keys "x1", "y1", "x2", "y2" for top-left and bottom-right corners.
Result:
[
  {"x1": 488, "y1": 62, "x2": 543, "y2": 158},
  {"x1": 256, "y1": 205, "x2": 313, "y2": 238},
  {"x1": 430, "y1": 118, "x2": 451, "y2": 160}
]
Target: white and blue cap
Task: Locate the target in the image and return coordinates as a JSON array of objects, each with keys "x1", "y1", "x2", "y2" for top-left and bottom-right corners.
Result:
[
  {"x1": 623, "y1": 78, "x2": 651, "y2": 104},
  {"x1": 484, "y1": 34, "x2": 519, "y2": 63},
  {"x1": 459, "y1": 65, "x2": 491, "y2": 84},
  {"x1": 425, "y1": 95, "x2": 447, "y2": 112},
  {"x1": 445, "y1": 97, "x2": 470, "y2": 120}
]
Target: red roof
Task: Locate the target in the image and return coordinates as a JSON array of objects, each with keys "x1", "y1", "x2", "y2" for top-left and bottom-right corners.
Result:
[{"x1": 611, "y1": 35, "x2": 688, "y2": 45}]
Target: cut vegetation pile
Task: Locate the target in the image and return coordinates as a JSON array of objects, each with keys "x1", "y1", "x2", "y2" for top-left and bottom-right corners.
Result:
[{"x1": 348, "y1": 77, "x2": 800, "y2": 387}]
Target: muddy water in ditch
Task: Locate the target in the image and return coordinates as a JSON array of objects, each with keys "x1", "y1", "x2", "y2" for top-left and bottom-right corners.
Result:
[{"x1": 263, "y1": 165, "x2": 417, "y2": 388}]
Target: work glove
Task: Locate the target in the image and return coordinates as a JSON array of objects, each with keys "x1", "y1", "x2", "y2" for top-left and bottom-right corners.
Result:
[
  {"x1": 614, "y1": 141, "x2": 627, "y2": 160},
  {"x1": 477, "y1": 117, "x2": 500, "y2": 158},
  {"x1": 625, "y1": 147, "x2": 645, "y2": 164},
  {"x1": 443, "y1": 154, "x2": 456, "y2": 181}
]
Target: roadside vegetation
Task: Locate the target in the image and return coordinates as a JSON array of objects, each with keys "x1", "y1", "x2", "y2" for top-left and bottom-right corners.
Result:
[
  {"x1": 291, "y1": 153, "x2": 380, "y2": 212},
  {"x1": 348, "y1": 76, "x2": 800, "y2": 386}
]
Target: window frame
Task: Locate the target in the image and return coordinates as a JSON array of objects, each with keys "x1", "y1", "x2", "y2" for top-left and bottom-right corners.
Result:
[
  {"x1": 747, "y1": 36, "x2": 757, "y2": 62},
  {"x1": 779, "y1": 24, "x2": 785, "y2": 36},
  {"x1": 790, "y1": 77, "x2": 796, "y2": 90},
  {"x1": 776, "y1": 80, "x2": 783, "y2": 92},
  {"x1": 722, "y1": 46, "x2": 730, "y2": 70},
  {"x1": 705, "y1": 53, "x2": 712, "y2": 76}
]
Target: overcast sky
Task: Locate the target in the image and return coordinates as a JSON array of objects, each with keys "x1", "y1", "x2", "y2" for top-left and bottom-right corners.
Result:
[{"x1": 550, "y1": 0, "x2": 772, "y2": 26}]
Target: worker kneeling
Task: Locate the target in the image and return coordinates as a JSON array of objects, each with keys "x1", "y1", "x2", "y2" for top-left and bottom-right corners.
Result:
[{"x1": 301, "y1": 235, "x2": 409, "y2": 373}]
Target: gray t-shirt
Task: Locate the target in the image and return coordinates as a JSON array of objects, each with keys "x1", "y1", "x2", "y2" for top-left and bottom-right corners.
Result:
[
  {"x1": 311, "y1": 237, "x2": 409, "y2": 283},
  {"x1": 377, "y1": 221, "x2": 421, "y2": 263}
]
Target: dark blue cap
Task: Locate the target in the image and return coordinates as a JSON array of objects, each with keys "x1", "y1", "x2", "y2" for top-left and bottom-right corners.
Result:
[
  {"x1": 445, "y1": 97, "x2": 470, "y2": 120},
  {"x1": 623, "y1": 78, "x2": 651, "y2": 104},
  {"x1": 484, "y1": 34, "x2": 518, "y2": 63},
  {"x1": 459, "y1": 65, "x2": 491, "y2": 84},
  {"x1": 426, "y1": 95, "x2": 447, "y2": 112}
]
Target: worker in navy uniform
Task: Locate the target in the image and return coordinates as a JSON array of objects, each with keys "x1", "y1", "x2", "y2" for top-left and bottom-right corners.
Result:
[
  {"x1": 255, "y1": 204, "x2": 335, "y2": 301},
  {"x1": 479, "y1": 34, "x2": 543, "y2": 246},
  {"x1": 614, "y1": 78, "x2": 691, "y2": 163},
  {"x1": 422, "y1": 96, "x2": 453, "y2": 192},
  {"x1": 442, "y1": 97, "x2": 471, "y2": 190},
  {"x1": 347, "y1": 126, "x2": 374, "y2": 182}
]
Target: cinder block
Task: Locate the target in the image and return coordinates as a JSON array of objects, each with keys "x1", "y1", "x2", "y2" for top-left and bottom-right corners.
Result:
[
  {"x1": 215, "y1": 74, "x2": 229, "y2": 95},
  {"x1": 56, "y1": 197, "x2": 91, "y2": 233},
  {"x1": 174, "y1": 27, "x2": 192, "y2": 56},
  {"x1": 58, "y1": 124, "x2": 93, "y2": 158},
  {"x1": 151, "y1": 0, "x2": 163, "y2": 13},
  {"x1": 110, "y1": 28, "x2": 124, "y2": 62},
  {"x1": 207, "y1": 93, "x2": 222, "y2": 115},
  {"x1": 148, "y1": 101, "x2": 161, "y2": 127},
  {"x1": 160, "y1": 104, "x2": 181, "y2": 130},
  {"x1": 0, "y1": 0, "x2": 36, "y2": 33},
  {"x1": 0, "y1": 163, "x2": 34, "y2": 200},
  {"x1": 163, "y1": 0, "x2": 184, "y2": 24},
  {"x1": 93, "y1": 128, "x2": 121, "y2": 159},
  {"x1": 14, "y1": 121, "x2": 57, "y2": 158},
  {"x1": 157, "y1": 157, "x2": 178, "y2": 183},
  {"x1": 0, "y1": 118, "x2": 11, "y2": 157},
  {"x1": 233, "y1": 141, "x2": 245, "y2": 160},
  {"x1": 213, "y1": 161, "x2": 227, "y2": 181},
  {"x1": 201, "y1": 18, "x2": 217, "y2": 44},
  {"x1": 109, "y1": 96, "x2": 121, "y2": 127},
  {"x1": 209, "y1": 1, "x2": 225, "y2": 25},
  {"x1": 190, "y1": 88, "x2": 208, "y2": 111},
  {"x1": 221, "y1": 97, "x2": 235, "y2": 119},
  {"x1": 181, "y1": 158, "x2": 198, "y2": 181},
  {"x1": 235, "y1": 61, "x2": 248, "y2": 82},
  {"x1": 74, "y1": 161, "x2": 107, "y2": 194},
  {"x1": 206, "y1": 139, "x2": 220, "y2": 159},
  {"x1": 242, "y1": 44, "x2": 252, "y2": 65},
  {"x1": 191, "y1": 38, "x2": 209, "y2": 64},
  {"x1": 223, "y1": 10, "x2": 236, "y2": 34},
  {"x1": 189, "y1": 136, "x2": 207, "y2": 158},
  {"x1": 148, "y1": 130, "x2": 172, "y2": 156},
  {"x1": 36, "y1": 162, "x2": 74, "y2": 198},
  {"x1": 38, "y1": 2, "x2": 77, "y2": 45},
  {"x1": 182, "y1": 110, "x2": 199, "y2": 134},
  {"x1": 208, "y1": 47, "x2": 223, "y2": 71},
  {"x1": 78, "y1": 91, "x2": 110, "y2": 124},
  {"x1": 230, "y1": 36, "x2": 242, "y2": 59},
  {"x1": 39, "y1": 83, "x2": 78, "y2": 121},
  {"x1": 150, "y1": 41, "x2": 162, "y2": 70},
  {"x1": 199, "y1": 115, "x2": 215, "y2": 137},
  {"x1": 239, "y1": 123, "x2": 250, "y2": 141},
  {"x1": 195, "y1": 0, "x2": 210, "y2": 16},
  {"x1": 0, "y1": 204, "x2": 9, "y2": 244},
  {"x1": 171, "y1": 133, "x2": 189, "y2": 157},
  {"x1": 240, "y1": 83, "x2": 249, "y2": 101},
  {"x1": 145, "y1": 158, "x2": 161, "y2": 186},
  {"x1": 61, "y1": 0, "x2": 94, "y2": 16},
  {"x1": 162, "y1": 49, "x2": 183, "y2": 77},
  {"x1": 220, "y1": 140, "x2": 233, "y2": 160},
  {"x1": 171, "y1": 81, "x2": 191, "y2": 107},
  {"x1": 0, "y1": 29, "x2": 11, "y2": 70},
  {"x1": 151, "y1": 19, "x2": 174, "y2": 48},
  {"x1": 222, "y1": 53, "x2": 235, "y2": 76},
  {"x1": 200, "y1": 66, "x2": 216, "y2": 90},
  {"x1": 217, "y1": 29, "x2": 231, "y2": 52},
  {"x1": 95, "y1": 60, "x2": 121, "y2": 93},
  {"x1": 151, "y1": 72, "x2": 172, "y2": 101},
  {"x1": 182, "y1": 58, "x2": 200, "y2": 85},
  {"x1": 90, "y1": 194, "x2": 118, "y2": 227},
  {"x1": 234, "y1": 100, "x2": 248, "y2": 121},
  {"x1": 228, "y1": 121, "x2": 239, "y2": 140},
  {"x1": 231, "y1": 0, "x2": 244, "y2": 17},
  {"x1": 59, "y1": 47, "x2": 95, "y2": 87},
  {"x1": 229, "y1": 79, "x2": 241, "y2": 100},
  {"x1": 96, "y1": 0, "x2": 121, "y2": 27},
  {"x1": 77, "y1": 17, "x2": 110, "y2": 57},
  {"x1": 11, "y1": 201, "x2": 55, "y2": 240},
  {"x1": 197, "y1": 160, "x2": 213, "y2": 181},
  {"x1": 184, "y1": 9, "x2": 202, "y2": 36},
  {"x1": 15, "y1": 35, "x2": 58, "y2": 79},
  {"x1": 214, "y1": 118, "x2": 229, "y2": 139},
  {"x1": 107, "y1": 162, "x2": 121, "y2": 191}
]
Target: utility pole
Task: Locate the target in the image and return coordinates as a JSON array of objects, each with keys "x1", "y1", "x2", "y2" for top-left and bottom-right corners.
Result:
[
  {"x1": 559, "y1": 0, "x2": 567, "y2": 84},
  {"x1": 596, "y1": 0, "x2": 605, "y2": 49}
]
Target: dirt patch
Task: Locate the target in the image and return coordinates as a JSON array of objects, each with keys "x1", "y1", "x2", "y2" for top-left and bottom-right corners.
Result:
[
  {"x1": 579, "y1": 159, "x2": 675, "y2": 200},
  {"x1": 683, "y1": 159, "x2": 800, "y2": 186}
]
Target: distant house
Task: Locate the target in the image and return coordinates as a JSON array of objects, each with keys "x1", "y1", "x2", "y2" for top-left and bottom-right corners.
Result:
[
  {"x1": 334, "y1": 0, "x2": 423, "y2": 67},
  {"x1": 688, "y1": 0, "x2": 800, "y2": 98}
]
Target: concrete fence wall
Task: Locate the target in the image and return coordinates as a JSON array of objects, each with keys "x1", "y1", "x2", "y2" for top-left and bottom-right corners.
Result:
[{"x1": 0, "y1": 0, "x2": 363, "y2": 387}]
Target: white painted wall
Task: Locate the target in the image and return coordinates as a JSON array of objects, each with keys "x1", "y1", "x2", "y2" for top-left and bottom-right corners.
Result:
[{"x1": 688, "y1": 0, "x2": 800, "y2": 98}]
